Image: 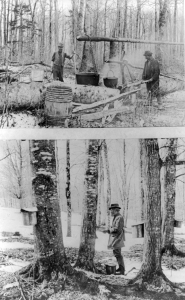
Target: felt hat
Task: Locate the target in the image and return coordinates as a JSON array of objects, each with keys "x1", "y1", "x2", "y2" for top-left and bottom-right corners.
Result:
[
  {"x1": 143, "y1": 50, "x2": 152, "y2": 56},
  {"x1": 109, "y1": 203, "x2": 121, "y2": 210},
  {"x1": 58, "y1": 43, "x2": 64, "y2": 48}
]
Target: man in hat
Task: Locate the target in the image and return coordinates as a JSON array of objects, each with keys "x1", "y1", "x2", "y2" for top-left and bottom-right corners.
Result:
[
  {"x1": 142, "y1": 50, "x2": 162, "y2": 109},
  {"x1": 103, "y1": 203, "x2": 125, "y2": 275},
  {"x1": 51, "y1": 43, "x2": 75, "y2": 82}
]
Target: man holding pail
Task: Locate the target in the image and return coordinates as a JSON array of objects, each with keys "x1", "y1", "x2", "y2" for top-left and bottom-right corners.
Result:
[
  {"x1": 51, "y1": 43, "x2": 75, "y2": 82},
  {"x1": 103, "y1": 203, "x2": 125, "y2": 275}
]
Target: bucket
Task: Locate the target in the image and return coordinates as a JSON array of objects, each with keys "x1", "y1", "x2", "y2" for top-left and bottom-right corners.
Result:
[
  {"x1": 76, "y1": 73, "x2": 99, "y2": 86},
  {"x1": 105, "y1": 263, "x2": 116, "y2": 275},
  {"x1": 103, "y1": 70, "x2": 118, "y2": 88},
  {"x1": 45, "y1": 100, "x2": 72, "y2": 118},
  {"x1": 31, "y1": 69, "x2": 44, "y2": 82},
  {"x1": 45, "y1": 82, "x2": 72, "y2": 124},
  {"x1": 174, "y1": 220, "x2": 182, "y2": 228}
]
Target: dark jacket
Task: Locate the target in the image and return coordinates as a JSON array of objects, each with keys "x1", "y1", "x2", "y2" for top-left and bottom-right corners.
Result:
[
  {"x1": 142, "y1": 57, "x2": 160, "y2": 82},
  {"x1": 108, "y1": 213, "x2": 125, "y2": 250},
  {"x1": 52, "y1": 51, "x2": 71, "y2": 68}
]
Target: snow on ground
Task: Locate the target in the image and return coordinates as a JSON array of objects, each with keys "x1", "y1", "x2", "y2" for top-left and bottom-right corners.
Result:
[
  {"x1": 0, "y1": 207, "x2": 185, "y2": 283},
  {"x1": 0, "y1": 113, "x2": 39, "y2": 128}
]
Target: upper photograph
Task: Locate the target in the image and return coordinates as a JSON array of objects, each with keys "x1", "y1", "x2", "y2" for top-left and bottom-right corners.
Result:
[{"x1": 0, "y1": 0, "x2": 184, "y2": 128}]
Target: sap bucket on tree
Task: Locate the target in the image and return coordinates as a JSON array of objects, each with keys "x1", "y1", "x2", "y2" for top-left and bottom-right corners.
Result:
[
  {"x1": 174, "y1": 219, "x2": 183, "y2": 228},
  {"x1": 103, "y1": 70, "x2": 118, "y2": 88},
  {"x1": 132, "y1": 221, "x2": 145, "y2": 238},
  {"x1": 45, "y1": 81, "x2": 72, "y2": 125},
  {"x1": 21, "y1": 207, "x2": 38, "y2": 226}
]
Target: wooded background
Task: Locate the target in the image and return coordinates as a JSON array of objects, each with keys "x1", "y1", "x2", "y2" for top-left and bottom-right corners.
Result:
[
  {"x1": 0, "y1": 0, "x2": 184, "y2": 74},
  {"x1": 0, "y1": 139, "x2": 184, "y2": 227}
]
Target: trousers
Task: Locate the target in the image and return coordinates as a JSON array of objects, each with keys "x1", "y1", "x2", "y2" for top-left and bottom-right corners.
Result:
[
  {"x1": 113, "y1": 248, "x2": 125, "y2": 268},
  {"x1": 52, "y1": 66, "x2": 64, "y2": 82}
]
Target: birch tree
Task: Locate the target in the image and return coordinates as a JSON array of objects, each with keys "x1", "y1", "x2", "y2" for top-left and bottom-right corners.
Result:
[
  {"x1": 75, "y1": 140, "x2": 99, "y2": 271},
  {"x1": 66, "y1": 139, "x2": 71, "y2": 237},
  {"x1": 103, "y1": 140, "x2": 111, "y2": 229}
]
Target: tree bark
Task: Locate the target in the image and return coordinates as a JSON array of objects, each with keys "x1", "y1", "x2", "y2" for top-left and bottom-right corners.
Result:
[
  {"x1": 29, "y1": 140, "x2": 71, "y2": 281},
  {"x1": 79, "y1": 0, "x2": 97, "y2": 73},
  {"x1": 161, "y1": 139, "x2": 185, "y2": 256},
  {"x1": 139, "y1": 140, "x2": 146, "y2": 222},
  {"x1": 103, "y1": 140, "x2": 111, "y2": 229},
  {"x1": 66, "y1": 140, "x2": 72, "y2": 237},
  {"x1": 75, "y1": 140, "x2": 99, "y2": 271},
  {"x1": 97, "y1": 147, "x2": 103, "y2": 226},
  {"x1": 129, "y1": 139, "x2": 174, "y2": 289}
]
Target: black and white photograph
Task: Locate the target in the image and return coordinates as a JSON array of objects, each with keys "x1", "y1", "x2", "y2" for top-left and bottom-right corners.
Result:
[
  {"x1": 0, "y1": 0, "x2": 185, "y2": 299},
  {"x1": 0, "y1": 138, "x2": 185, "y2": 300},
  {"x1": 0, "y1": 0, "x2": 184, "y2": 128}
]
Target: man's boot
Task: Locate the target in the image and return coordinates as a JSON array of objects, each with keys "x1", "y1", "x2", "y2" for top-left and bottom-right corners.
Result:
[{"x1": 116, "y1": 265, "x2": 125, "y2": 275}]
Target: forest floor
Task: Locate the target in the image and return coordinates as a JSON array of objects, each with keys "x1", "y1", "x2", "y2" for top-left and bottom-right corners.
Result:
[
  {"x1": 0, "y1": 68, "x2": 185, "y2": 128},
  {"x1": 0, "y1": 207, "x2": 185, "y2": 300}
]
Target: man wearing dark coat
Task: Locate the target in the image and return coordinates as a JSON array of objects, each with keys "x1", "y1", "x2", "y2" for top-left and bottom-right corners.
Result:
[
  {"x1": 142, "y1": 50, "x2": 162, "y2": 109},
  {"x1": 51, "y1": 43, "x2": 74, "y2": 82},
  {"x1": 104, "y1": 203, "x2": 125, "y2": 275}
]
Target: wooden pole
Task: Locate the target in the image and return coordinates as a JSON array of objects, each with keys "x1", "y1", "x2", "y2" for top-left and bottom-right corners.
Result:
[{"x1": 77, "y1": 35, "x2": 184, "y2": 46}]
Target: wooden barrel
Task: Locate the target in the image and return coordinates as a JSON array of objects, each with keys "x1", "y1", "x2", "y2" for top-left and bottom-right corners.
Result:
[{"x1": 45, "y1": 81, "x2": 73, "y2": 122}]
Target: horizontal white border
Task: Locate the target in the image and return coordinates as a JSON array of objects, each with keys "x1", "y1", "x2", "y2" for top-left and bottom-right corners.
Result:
[{"x1": 0, "y1": 127, "x2": 185, "y2": 140}]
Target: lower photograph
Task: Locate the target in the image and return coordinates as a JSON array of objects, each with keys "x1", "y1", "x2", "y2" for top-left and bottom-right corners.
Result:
[{"x1": 0, "y1": 139, "x2": 185, "y2": 300}]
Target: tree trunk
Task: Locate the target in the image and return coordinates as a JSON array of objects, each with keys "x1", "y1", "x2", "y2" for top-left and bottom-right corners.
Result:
[
  {"x1": 97, "y1": 147, "x2": 103, "y2": 227},
  {"x1": 29, "y1": 140, "x2": 71, "y2": 281},
  {"x1": 103, "y1": 140, "x2": 111, "y2": 229},
  {"x1": 66, "y1": 140, "x2": 72, "y2": 237},
  {"x1": 139, "y1": 140, "x2": 146, "y2": 221},
  {"x1": 157, "y1": 0, "x2": 168, "y2": 64},
  {"x1": 103, "y1": 0, "x2": 108, "y2": 62},
  {"x1": 76, "y1": 0, "x2": 86, "y2": 71},
  {"x1": 6, "y1": 0, "x2": 10, "y2": 43},
  {"x1": 75, "y1": 140, "x2": 99, "y2": 271},
  {"x1": 0, "y1": 0, "x2": 3, "y2": 46},
  {"x1": 173, "y1": 0, "x2": 177, "y2": 43},
  {"x1": 49, "y1": 0, "x2": 52, "y2": 58},
  {"x1": 130, "y1": 139, "x2": 174, "y2": 289},
  {"x1": 122, "y1": 140, "x2": 129, "y2": 226},
  {"x1": 54, "y1": 0, "x2": 58, "y2": 49},
  {"x1": 135, "y1": 0, "x2": 141, "y2": 40},
  {"x1": 41, "y1": 0, "x2": 46, "y2": 61},
  {"x1": 79, "y1": 0, "x2": 96, "y2": 72},
  {"x1": 161, "y1": 139, "x2": 185, "y2": 256},
  {"x1": 3, "y1": 0, "x2": 7, "y2": 45}
]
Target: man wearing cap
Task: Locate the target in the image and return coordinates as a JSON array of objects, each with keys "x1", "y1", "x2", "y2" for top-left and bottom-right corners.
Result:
[
  {"x1": 51, "y1": 43, "x2": 74, "y2": 82},
  {"x1": 104, "y1": 203, "x2": 125, "y2": 275},
  {"x1": 142, "y1": 50, "x2": 162, "y2": 109}
]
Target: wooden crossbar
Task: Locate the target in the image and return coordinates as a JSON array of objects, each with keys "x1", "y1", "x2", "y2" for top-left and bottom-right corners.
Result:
[
  {"x1": 77, "y1": 36, "x2": 184, "y2": 46},
  {"x1": 73, "y1": 88, "x2": 140, "y2": 113}
]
